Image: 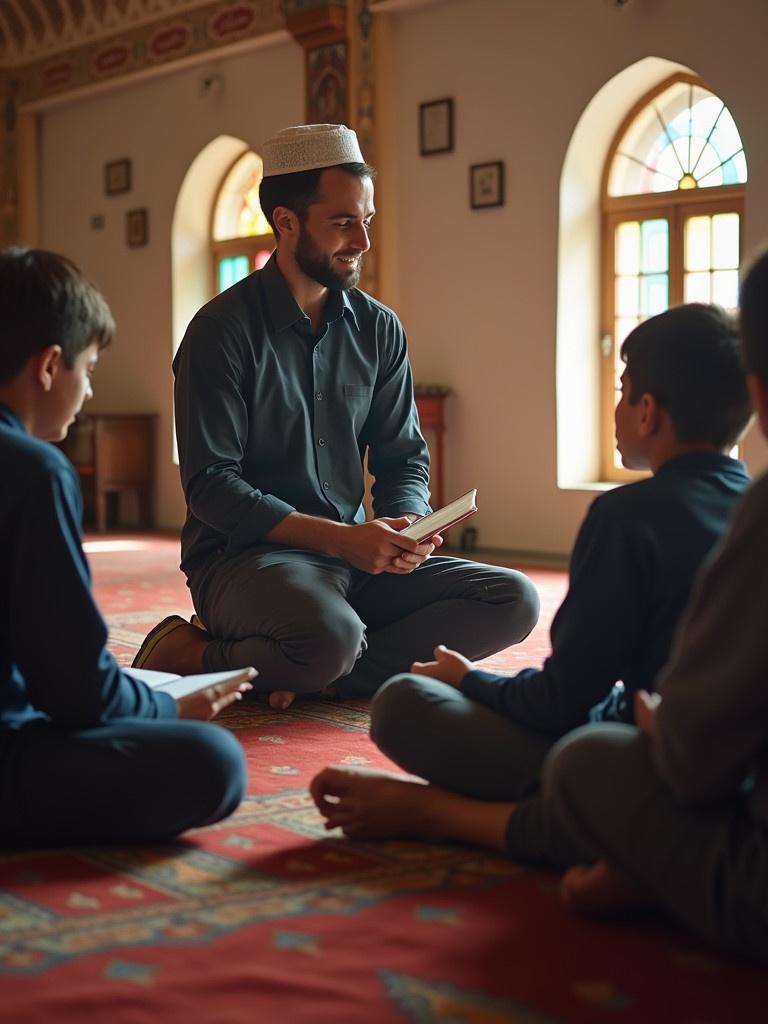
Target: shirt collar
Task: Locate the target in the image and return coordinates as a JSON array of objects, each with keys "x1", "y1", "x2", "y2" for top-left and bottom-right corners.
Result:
[
  {"x1": 259, "y1": 252, "x2": 360, "y2": 333},
  {"x1": 0, "y1": 402, "x2": 24, "y2": 432}
]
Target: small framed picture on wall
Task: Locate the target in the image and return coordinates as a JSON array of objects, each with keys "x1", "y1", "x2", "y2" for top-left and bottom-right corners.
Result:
[
  {"x1": 470, "y1": 161, "x2": 505, "y2": 209},
  {"x1": 419, "y1": 98, "x2": 454, "y2": 156},
  {"x1": 104, "y1": 158, "x2": 131, "y2": 196},
  {"x1": 126, "y1": 208, "x2": 149, "y2": 247}
]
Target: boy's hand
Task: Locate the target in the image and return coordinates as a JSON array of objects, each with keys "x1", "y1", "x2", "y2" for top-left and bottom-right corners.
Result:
[
  {"x1": 410, "y1": 645, "x2": 474, "y2": 688},
  {"x1": 176, "y1": 670, "x2": 256, "y2": 720},
  {"x1": 634, "y1": 689, "x2": 661, "y2": 736}
]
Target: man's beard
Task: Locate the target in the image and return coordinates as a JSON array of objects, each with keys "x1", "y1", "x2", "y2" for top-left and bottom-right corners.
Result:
[{"x1": 295, "y1": 225, "x2": 362, "y2": 290}]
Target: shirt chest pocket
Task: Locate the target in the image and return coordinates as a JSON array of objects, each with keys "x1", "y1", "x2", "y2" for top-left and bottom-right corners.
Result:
[
  {"x1": 341, "y1": 384, "x2": 373, "y2": 430},
  {"x1": 343, "y1": 385, "x2": 373, "y2": 399}
]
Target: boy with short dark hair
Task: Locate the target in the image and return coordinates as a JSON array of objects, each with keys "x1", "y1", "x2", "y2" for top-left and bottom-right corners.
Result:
[
  {"x1": 0, "y1": 246, "x2": 252, "y2": 847},
  {"x1": 311, "y1": 303, "x2": 752, "y2": 852}
]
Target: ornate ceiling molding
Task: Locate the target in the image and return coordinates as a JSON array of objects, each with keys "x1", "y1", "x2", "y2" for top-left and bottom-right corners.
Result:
[{"x1": 5, "y1": 0, "x2": 284, "y2": 104}]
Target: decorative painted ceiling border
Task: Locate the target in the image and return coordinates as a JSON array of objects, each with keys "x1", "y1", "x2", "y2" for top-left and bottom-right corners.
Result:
[{"x1": 12, "y1": 0, "x2": 284, "y2": 106}]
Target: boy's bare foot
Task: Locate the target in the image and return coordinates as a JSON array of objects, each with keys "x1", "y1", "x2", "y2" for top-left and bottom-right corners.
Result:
[
  {"x1": 132, "y1": 615, "x2": 209, "y2": 676},
  {"x1": 310, "y1": 766, "x2": 434, "y2": 840},
  {"x1": 561, "y1": 860, "x2": 654, "y2": 916}
]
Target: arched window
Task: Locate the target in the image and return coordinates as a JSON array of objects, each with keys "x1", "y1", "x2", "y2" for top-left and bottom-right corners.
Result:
[
  {"x1": 600, "y1": 73, "x2": 746, "y2": 480},
  {"x1": 211, "y1": 150, "x2": 274, "y2": 293}
]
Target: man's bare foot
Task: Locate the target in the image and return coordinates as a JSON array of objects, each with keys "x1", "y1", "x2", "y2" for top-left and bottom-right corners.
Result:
[
  {"x1": 310, "y1": 766, "x2": 434, "y2": 840},
  {"x1": 561, "y1": 860, "x2": 655, "y2": 916},
  {"x1": 132, "y1": 615, "x2": 210, "y2": 676}
]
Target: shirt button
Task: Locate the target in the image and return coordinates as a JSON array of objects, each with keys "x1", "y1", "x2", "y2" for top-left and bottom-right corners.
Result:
[
  {"x1": 323, "y1": 481, "x2": 330, "y2": 490},
  {"x1": 315, "y1": 391, "x2": 323, "y2": 401},
  {"x1": 318, "y1": 438, "x2": 326, "y2": 447}
]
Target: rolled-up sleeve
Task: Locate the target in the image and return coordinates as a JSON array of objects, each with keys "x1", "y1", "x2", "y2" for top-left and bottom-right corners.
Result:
[{"x1": 174, "y1": 315, "x2": 295, "y2": 545}]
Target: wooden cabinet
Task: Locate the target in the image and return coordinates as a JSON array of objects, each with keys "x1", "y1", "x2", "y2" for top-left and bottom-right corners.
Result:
[{"x1": 58, "y1": 413, "x2": 157, "y2": 531}]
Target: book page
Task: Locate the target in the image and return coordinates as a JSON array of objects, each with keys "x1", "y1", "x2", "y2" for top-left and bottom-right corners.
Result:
[
  {"x1": 399, "y1": 489, "x2": 478, "y2": 543},
  {"x1": 124, "y1": 667, "x2": 179, "y2": 686},
  {"x1": 124, "y1": 667, "x2": 254, "y2": 700}
]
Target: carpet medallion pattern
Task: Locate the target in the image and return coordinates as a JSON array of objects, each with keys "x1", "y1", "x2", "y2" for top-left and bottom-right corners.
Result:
[{"x1": 1, "y1": 536, "x2": 766, "y2": 1023}]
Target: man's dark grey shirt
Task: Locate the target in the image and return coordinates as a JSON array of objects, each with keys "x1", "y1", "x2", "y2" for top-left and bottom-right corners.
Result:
[{"x1": 173, "y1": 254, "x2": 431, "y2": 574}]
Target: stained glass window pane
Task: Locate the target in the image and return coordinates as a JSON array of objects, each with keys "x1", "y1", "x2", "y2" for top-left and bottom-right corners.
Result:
[
  {"x1": 641, "y1": 274, "x2": 668, "y2": 316},
  {"x1": 213, "y1": 151, "x2": 273, "y2": 241},
  {"x1": 685, "y1": 216, "x2": 711, "y2": 272},
  {"x1": 616, "y1": 222, "x2": 640, "y2": 274},
  {"x1": 608, "y1": 81, "x2": 747, "y2": 197},
  {"x1": 712, "y1": 270, "x2": 739, "y2": 310},
  {"x1": 614, "y1": 218, "x2": 669, "y2": 336},
  {"x1": 693, "y1": 145, "x2": 721, "y2": 182},
  {"x1": 710, "y1": 108, "x2": 741, "y2": 157},
  {"x1": 641, "y1": 219, "x2": 668, "y2": 273},
  {"x1": 218, "y1": 256, "x2": 250, "y2": 293},
  {"x1": 712, "y1": 213, "x2": 739, "y2": 270},
  {"x1": 732, "y1": 151, "x2": 747, "y2": 181},
  {"x1": 657, "y1": 146, "x2": 684, "y2": 184},
  {"x1": 685, "y1": 272, "x2": 711, "y2": 304},
  {"x1": 254, "y1": 250, "x2": 272, "y2": 271},
  {"x1": 616, "y1": 276, "x2": 640, "y2": 317}
]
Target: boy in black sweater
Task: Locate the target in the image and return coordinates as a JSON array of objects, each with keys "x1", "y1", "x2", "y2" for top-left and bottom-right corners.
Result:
[{"x1": 310, "y1": 303, "x2": 752, "y2": 852}]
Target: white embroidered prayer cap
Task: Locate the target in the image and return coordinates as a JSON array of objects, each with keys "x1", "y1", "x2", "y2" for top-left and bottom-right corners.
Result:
[{"x1": 262, "y1": 124, "x2": 365, "y2": 177}]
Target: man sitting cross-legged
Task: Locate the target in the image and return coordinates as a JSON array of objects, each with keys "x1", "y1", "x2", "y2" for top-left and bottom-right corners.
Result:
[
  {"x1": 311, "y1": 303, "x2": 752, "y2": 860},
  {"x1": 131, "y1": 124, "x2": 539, "y2": 711}
]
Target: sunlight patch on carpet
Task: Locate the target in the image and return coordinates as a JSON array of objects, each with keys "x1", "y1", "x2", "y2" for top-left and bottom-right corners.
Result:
[{"x1": 84, "y1": 540, "x2": 155, "y2": 553}]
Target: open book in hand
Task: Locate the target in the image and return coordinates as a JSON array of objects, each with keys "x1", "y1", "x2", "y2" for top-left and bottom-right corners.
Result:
[
  {"x1": 399, "y1": 488, "x2": 478, "y2": 544},
  {"x1": 124, "y1": 666, "x2": 254, "y2": 701}
]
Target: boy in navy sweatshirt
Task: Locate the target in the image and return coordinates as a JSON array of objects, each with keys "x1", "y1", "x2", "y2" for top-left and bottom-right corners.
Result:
[
  {"x1": 0, "y1": 247, "x2": 252, "y2": 846},
  {"x1": 310, "y1": 303, "x2": 752, "y2": 858}
]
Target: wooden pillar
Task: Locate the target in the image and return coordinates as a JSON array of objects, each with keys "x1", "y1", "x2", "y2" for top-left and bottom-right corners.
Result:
[
  {"x1": 0, "y1": 73, "x2": 40, "y2": 247},
  {"x1": 0, "y1": 75, "x2": 19, "y2": 246},
  {"x1": 284, "y1": 1, "x2": 349, "y2": 126},
  {"x1": 347, "y1": 0, "x2": 378, "y2": 297},
  {"x1": 284, "y1": 0, "x2": 388, "y2": 300}
]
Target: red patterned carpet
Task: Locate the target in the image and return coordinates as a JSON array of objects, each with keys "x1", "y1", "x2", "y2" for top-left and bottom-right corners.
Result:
[{"x1": 1, "y1": 535, "x2": 766, "y2": 1023}]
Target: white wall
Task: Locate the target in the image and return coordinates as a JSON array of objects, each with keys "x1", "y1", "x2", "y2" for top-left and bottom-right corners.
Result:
[
  {"x1": 384, "y1": 0, "x2": 768, "y2": 556},
  {"x1": 35, "y1": 0, "x2": 768, "y2": 555},
  {"x1": 38, "y1": 39, "x2": 303, "y2": 528}
]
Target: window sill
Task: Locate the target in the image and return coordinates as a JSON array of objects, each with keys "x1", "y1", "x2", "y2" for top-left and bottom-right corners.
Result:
[{"x1": 558, "y1": 480, "x2": 619, "y2": 493}]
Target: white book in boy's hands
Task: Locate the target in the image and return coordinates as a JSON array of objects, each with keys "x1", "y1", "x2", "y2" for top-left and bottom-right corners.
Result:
[
  {"x1": 124, "y1": 666, "x2": 255, "y2": 701},
  {"x1": 399, "y1": 488, "x2": 478, "y2": 543}
]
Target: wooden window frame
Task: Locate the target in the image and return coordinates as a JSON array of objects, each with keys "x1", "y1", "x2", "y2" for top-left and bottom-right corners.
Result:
[{"x1": 599, "y1": 74, "x2": 746, "y2": 481}]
